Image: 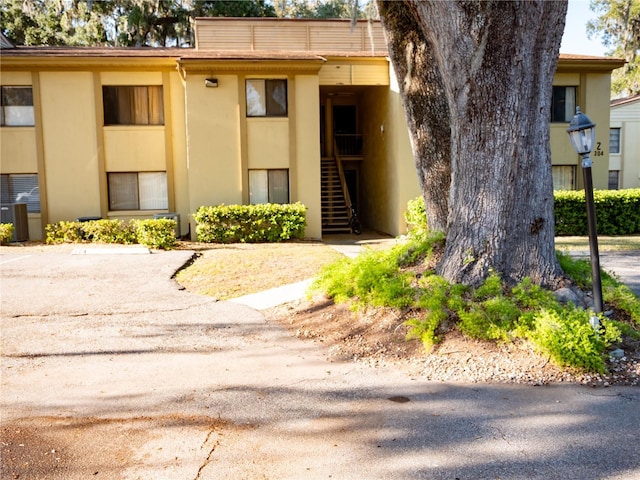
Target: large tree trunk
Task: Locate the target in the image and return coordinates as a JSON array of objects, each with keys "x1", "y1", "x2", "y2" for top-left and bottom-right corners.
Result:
[
  {"x1": 379, "y1": 0, "x2": 567, "y2": 287},
  {"x1": 377, "y1": 1, "x2": 451, "y2": 232}
]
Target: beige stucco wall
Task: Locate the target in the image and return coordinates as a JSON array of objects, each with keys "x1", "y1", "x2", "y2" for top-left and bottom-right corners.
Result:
[
  {"x1": 360, "y1": 78, "x2": 419, "y2": 237},
  {"x1": 184, "y1": 73, "x2": 243, "y2": 222},
  {"x1": 610, "y1": 100, "x2": 640, "y2": 189},
  {"x1": 104, "y1": 127, "x2": 166, "y2": 171},
  {"x1": 167, "y1": 71, "x2": 189, "y2": 236},
  {"x1": 293, "y1": 75, "x2": 322, "y2": 239},
  {"x1": 39, "y1": 71, "x2": 101, "y2": 223},
  {"x1": 246, "y1": 118, "x2": 289, "y2": 168},
  {"x1": 581, "y1": 73, "x2": 612, "y2": 190}
]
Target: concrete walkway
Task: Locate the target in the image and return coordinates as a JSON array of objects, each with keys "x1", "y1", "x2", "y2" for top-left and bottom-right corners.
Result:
[{"x1": 1, "y1": 244, "x2": 639, "y2": 479}]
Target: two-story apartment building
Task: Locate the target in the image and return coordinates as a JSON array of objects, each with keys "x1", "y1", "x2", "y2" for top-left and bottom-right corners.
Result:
[{"x1": 0, "y1": 19, "x2": 625, "y2": 241}]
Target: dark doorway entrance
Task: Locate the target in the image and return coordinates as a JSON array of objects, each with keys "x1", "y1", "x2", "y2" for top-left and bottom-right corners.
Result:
[{"x1": 333, "y1": 105, "x2": 357, "y2": 135}]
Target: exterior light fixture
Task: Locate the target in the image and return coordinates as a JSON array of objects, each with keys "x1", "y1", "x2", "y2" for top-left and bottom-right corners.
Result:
[
  {"x1": 205, "y1": 78, "x2": 218, "y2": 88},
  {"x1": 567, "y1": 106, "x2": 603, "y2": 318}
]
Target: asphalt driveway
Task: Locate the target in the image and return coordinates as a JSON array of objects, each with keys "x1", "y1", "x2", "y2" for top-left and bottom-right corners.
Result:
[{"x1": 1, "y1": 247, "x2": 639, "y2": 479}]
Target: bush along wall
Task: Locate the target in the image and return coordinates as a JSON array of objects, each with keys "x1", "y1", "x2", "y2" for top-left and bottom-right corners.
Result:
[
  {"x1": 46, "y1": 218, "x2": 177, "y2": 250},
  {"x1": 0, "y1": 223, "x2": 14, "y2": 245},
  {"x1": 193, "y1": 203, "x2": 307, "y2": 243},
  {"x1": 555, "y1": 188, "x2": 640, "y2": 236}
]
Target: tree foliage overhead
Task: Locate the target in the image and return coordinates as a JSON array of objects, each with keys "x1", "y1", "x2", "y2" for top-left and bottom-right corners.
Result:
[
  {"x1": 587, "y1": 0, "x2": 640, "y2": 96},
  {"x1": 0, "y1": 0, "x2": 376, "y2": 47}
]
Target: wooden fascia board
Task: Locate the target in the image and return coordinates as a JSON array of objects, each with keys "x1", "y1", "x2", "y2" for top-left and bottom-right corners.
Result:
[
  {"x1": 177, "y1": 58, "x2": 324, "y2": 75},
  {"x1": 0, "y1": 56, "x2": 179, "y2": 71},
  {"x1": 557, "y1": 58, "x2": 626, "y2": 73}
]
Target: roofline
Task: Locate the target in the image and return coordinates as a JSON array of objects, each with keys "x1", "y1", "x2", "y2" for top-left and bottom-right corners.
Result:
[{"x1": 610, "y1": 93, "x2": 640, "y2": 107}]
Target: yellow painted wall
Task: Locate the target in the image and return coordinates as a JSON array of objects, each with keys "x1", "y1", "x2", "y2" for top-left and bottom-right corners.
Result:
[
  {"x1": 582, "y1": 73, "x2": 612, "y2": 190},
  {"x1": 39, "y1": 71, "x2": 101, "y2": 222},
  {"x1": 0, "y1": 129, "x2": 37, "y2": 172},
  {"x1": 184, "y1": 74, "x2": 242, "y2": 219},
  {"x1": 168, "y1": 71, "x2": 190, "y2": 235},
  {"x1": 360, "y1": 79, "x2": 419, "y2": 237},
  {"x1": 293, "y1": 75, "x2": 322, "y2": 239},
  {"x1": 103, "y1": 127, "x2": 166, "y2": 171},
  {"x1": 246, "y1": 118, "x2": 289, "y2": 168}
]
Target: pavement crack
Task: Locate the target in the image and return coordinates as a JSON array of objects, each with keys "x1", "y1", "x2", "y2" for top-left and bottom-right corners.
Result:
[{"x1": 194, "y1": 428, "x2": 221, "y2": 480}]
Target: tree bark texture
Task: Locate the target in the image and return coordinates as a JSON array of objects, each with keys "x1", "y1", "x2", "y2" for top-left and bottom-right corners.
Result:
[
  {"x1": 380, "y1": 0, "x2": 567, "y2": 287},
  {"x1": 377, "y1": 1, "x2": 451, "y2": 232}
]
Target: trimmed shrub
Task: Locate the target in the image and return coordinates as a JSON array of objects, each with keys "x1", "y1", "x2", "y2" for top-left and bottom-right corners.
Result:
[
  {"x1": 132, "y1": 218, "x2": 177, "y2": 250},
  {"x1": 0, "y1": 223, "x2": 14, "y2": 245},
  {"x1": 46, "y1": 218, "x2": 176, "y2": 249},
  {"x1": 555, "y1": 188, "x2": 640, "y2": 235},
  {"x1": 193, "y1": 203, "x2": 306, "y2": 243}
]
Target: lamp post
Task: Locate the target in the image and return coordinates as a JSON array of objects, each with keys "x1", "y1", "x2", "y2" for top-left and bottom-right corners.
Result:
[{"x1": 567, "y1": 106, "x2": 603, "y2": 317}]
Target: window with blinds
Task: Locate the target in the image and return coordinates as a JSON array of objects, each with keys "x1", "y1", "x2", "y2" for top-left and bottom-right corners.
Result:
[
  {"x1": 1, "y1": 174, "x2": 39, "y2": 212},
  {"x1": 246, "y1": 79, "x2": 287, "y2": 117},
  {"x1": 249, "y1": 169, "x2": 289, "y2": 204},
  {"x1": 1, "y1": 86, "x2": 34, "y2": 126},
  {"x1": 103, "y1": 86, "x2": 164, "y2": 125},
  {"x1": 609, "y1": 128, "x2": 621, "y2": 154},
  {"x1": 108, "y1": 172, "x2": 168, "y2": 211}
]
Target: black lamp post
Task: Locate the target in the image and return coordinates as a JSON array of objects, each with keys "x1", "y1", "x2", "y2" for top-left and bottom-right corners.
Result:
[{"x1": 567, "y1": 106, "x2": 603, "y2": 316}]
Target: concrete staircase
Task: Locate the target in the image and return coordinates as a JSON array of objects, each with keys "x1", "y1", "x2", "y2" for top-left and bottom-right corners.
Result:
[{"x1": 321, "y1": 157, "x2": 351, "y2": 234}]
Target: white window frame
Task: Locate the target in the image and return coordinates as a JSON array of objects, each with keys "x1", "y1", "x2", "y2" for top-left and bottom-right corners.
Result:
[
  {"x1": 1, "y1": 86, "x2": 34, "y2": 127},
  {"x1": 1, "y1": 173, "x2": 40, "y2": 213},
  {"x1": 102, "y1": 85, "x2": 164, "y2": 126},
  {"x1": 551, "y1": 86, "x2": 577, "y2": 123},
  {"x1": 107, "y1": 172, "x2": 168, "y2": 211},
  {"x1": 246, "y1": 79, "x2": 288, "y2": 117},
  {"x1": 552, "y1": 165, "x2": 576, "y2": 190},
  {"x1": 249, "y1": 169, "x2": 290, "y2": 204},
  {"x1": 609, "y1": 128, "x2": 621, "y2": 154}
]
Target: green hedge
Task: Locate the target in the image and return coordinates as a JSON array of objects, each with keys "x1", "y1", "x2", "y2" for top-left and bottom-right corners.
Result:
[
  {"x1": 0, "y1": 223, "x2": 14, "y2": 245},
  {"x1": 555, "y1": 188, "x2": 640, "y2": 236},
  {"x1": 46, "y1": 218, "x2": 177, "y2": 250},
  {"x1": 193, "y1": 203, "x2": 307, "y2": 243}
]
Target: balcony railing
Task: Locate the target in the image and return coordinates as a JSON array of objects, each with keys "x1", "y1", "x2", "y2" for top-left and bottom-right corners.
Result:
[{"x1": 334, "y1": 134, "x2": 363, "y2": 157}]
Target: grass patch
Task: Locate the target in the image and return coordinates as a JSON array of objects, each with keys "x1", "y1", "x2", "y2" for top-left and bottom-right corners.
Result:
[
  {"x1": 555, "y1": 235, "x2": 640, "y2": 252},
  {"x1": 175, "y1": 241, "x2": 343, "y2": 300}
]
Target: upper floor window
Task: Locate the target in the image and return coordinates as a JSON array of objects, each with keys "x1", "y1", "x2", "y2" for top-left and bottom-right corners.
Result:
[
  {"x1": 108, "y1": 172, "x2": 168, "y2": 211},
  {"x1": 609, "y1": 128, "x2": 621, "y2": 154},
  {"x1": 551, "y1": 86, "x2": 577, "y2": 123},
  {"x1": 246, "y1": 79, "x2": 287, "y2": 117},
  {"x1": 1, "y1": 86, "x2": 34, "y2": 126},
  {"x1": 1, "y1": 173, "x2": 40, "y2": 213},
  {"x1": 103, "y1": 86, "x2": 164, "y2": 126}
]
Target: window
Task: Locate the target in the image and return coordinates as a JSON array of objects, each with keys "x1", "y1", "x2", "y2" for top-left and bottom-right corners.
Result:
[
  {"x1": 551, "y1": 86, "x2": 576, "y2": 123},
  {"x1": 108, "y1": 172, "x2": 168, "y2": 211},
  {"x1": 103, "y1": 86, "x2": 164, "y2": 125},
  {"x1": 249, "y1": 169, "x2": 289, "y2": 204},
  {"x1": 609, "y1": 128, "x2": 621, "y2": 154},
  {"x1": 552, "y1": 165, "x2": 576, "y2": 190},
  {"x1": 1, "y1": 174, "x2": 39, "y2": 213},
  {"x1": 608, "y1": 170, "x2": 620, "y2": 190},
  {"x1": 246, "y1": 79, "x2": 287, "y2": 117},
  {"x1": 1, "y1": 86, "x2": 34, "y2": 126}
]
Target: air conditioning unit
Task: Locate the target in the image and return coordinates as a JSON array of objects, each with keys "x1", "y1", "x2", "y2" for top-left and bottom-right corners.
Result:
[
  {"x1": 153, "y1": 213, "x2": 181, "y2": 239},
  {"x1": 1, "y1": 203, "x2": 29, "y2": 242}
]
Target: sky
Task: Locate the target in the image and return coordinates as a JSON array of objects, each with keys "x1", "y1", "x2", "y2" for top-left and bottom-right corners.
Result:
[{"x1": 560, "y1": 0, "x2": 608, "y2": 56}]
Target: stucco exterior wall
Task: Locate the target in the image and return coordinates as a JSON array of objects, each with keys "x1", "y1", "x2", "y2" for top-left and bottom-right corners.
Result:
[
  {"x1": 39, "y1": 71, "x2": 101, "y2": 223},
  {"x1": 184, "y1": 73, "x2": 243, "y2": 220},
  {"x1": 293, "y1": 75, "x2": 322, "y2": 239},
  {"x1": 360, "y1": 80, "x2": 419, "y2": 237},
  {"x1": 610, "y1": 99, "x2": 640, "y2": 189},
  {"x1": 581, "y1": 73, "x2": 612, "y2": 190}
]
